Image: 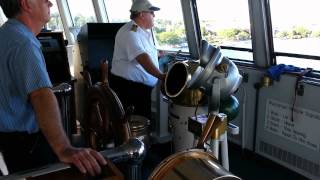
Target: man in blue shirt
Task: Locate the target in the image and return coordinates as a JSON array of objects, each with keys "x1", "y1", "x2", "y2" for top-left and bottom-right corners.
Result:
[{"x1": 0, "y1": 0, "x2": 106, "y2": 175}]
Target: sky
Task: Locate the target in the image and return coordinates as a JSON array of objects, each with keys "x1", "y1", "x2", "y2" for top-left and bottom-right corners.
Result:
[
  {"x1": 52, "y1": 0, "x2": 185, "y2": 21},
  {"x1": 269, "y1": 0, "x2": 320, "y2": 28},
  {"x1": 49, "y1": 0, "x2": 320, "y2": 29}
]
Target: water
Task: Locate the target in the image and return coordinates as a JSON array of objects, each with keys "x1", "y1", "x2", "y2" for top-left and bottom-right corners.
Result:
[{"x1": 159, "y1": 38, "x2": 320, "y2": 70}]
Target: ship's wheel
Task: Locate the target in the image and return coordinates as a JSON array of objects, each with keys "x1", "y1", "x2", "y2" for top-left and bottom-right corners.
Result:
[{"x1": 85, "y1": 82, "x2": 132, "y2": 150}]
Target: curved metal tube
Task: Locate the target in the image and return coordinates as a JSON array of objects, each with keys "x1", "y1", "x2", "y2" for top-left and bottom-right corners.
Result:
[
  {"x1": 210, "y1": 57, "x2": 243, "y2": 100},
  {"x1": 165, "y1": 58, "x2": 242, "y2": 100},
  {"x1": 100, "y1": 138, "x2": 146, "y2": 163},
  {"x1": 164, "y1": 42, "x2": 242, "y2": 100}
]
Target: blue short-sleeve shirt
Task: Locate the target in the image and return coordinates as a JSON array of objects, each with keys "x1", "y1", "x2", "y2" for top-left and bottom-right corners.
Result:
[{"x1": 0, "y1": 19, "x2": 52, "y2": 133}]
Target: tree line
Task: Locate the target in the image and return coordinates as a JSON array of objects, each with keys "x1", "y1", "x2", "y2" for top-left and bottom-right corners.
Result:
[{"x1": 47, "y1": 14, "x2": 320, "y2": 47}]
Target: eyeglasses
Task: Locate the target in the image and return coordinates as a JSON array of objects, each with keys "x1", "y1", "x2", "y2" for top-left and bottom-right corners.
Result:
[{"x1": 142, "y1": 11, "x2": 155, "y2": 16}]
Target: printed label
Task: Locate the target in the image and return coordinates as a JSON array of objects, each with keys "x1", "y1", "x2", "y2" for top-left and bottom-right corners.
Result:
[{"x1": 265, "y1": 99, "x2": 320, "y2": 151}]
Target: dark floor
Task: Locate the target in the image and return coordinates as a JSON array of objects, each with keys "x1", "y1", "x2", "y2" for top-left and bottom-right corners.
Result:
[
  {"x1": 141, "y1": 142, "x2": 173, "y2": 179},
  {"x1": 140, "y1": 141, "x2": 308, "y2": 180},
  {"x1": 227, "y1": 143, "x2": 308, "y2": 180}
]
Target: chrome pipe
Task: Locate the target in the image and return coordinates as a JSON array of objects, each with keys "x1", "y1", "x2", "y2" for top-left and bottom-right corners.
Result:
[{"x1": 100, "y1": 138, "x2": 146, "y2": 163}]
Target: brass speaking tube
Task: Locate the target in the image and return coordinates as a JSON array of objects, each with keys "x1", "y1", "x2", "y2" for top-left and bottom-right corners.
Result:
[{"x1": 163, "y1": 40, "x2": 242, "y2": 107}]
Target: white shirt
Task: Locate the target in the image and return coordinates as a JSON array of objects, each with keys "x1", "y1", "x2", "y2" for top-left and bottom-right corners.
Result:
[{"x1": 111, "y1": 21, "x2": 159, "y2": 87}]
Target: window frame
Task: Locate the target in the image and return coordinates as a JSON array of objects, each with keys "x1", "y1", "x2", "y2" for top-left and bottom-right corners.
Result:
[
  {"x1": 265, "y1": 0, "x2": 320, "y2": 66},
  {"x1": 66, "y1": 0, "x2": 97, "y2": 27},
  {"x1": 192, "y1": 0, "x2": 254, "y2": 62},
  {"x1": 102, "y1": 0, "x2": 132, "y2": 23},
  {"x1": 149, "y1": 0, "x2": 191, "y2": 54},
  {"x1": 47, "y1": 0, "x2": 65, "y2": 33}
]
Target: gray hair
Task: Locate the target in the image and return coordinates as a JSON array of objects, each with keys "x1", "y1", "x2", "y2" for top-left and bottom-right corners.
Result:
[
  {"x1": 0, "y1": 0, "x2": 21, "y2": 18},
  {"x1": 130, "y1": 11, "x2": 140, "y2": 20}
]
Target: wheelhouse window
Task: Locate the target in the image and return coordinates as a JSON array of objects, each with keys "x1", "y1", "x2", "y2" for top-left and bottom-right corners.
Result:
[
  {"x1": 47, "y1": 0, "x2": 64, "y2": 32},
  {"x1": 269, "y1": 0, "x2": 320, "y2": 70},
  {"x1": 103, "y1": 0, "x2": 131, "y2": 22},
  {"x1": 149, "y1": 0, "x2": 189, "y2": 52},
  {"x1": 196, "y1": 0, "x2": 252, "y2": 61},
  {"x1": 67, "y1": 0, "x2": 97, "y2": 27}
]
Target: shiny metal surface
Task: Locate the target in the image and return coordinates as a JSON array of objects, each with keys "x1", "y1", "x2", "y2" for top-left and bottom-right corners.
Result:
[
  {"x1": 200, "y1": 40, "x2": 222, "y2": 68},
  {"x1": 165, "y1": 61, "x2": 191, "y2": 98},
  {"x1": 189, "y1": 57, "x2": 242, "y2": 100},
  {"x1": 1, "y1": 159, "x2": 124, "y2": 180},
  {"x1": 129, "y1": 115, "x2": 150, "y2": 148},
  {"x1": 52, "y1": 83, "x2": 73, "y2": 139},
  {"x1": 98, "y1": 137, "x2": 145, "y2": 180},
  {"x1": 149, "y1": 149, "x2": 241, "y2": 180},
  {"x1": 164, "y1": 41, "x2": 242, "y2": 105},
  {"x1": 164, "y1": 61, "x2": 205, "y2": 106},
  {"x1": 100, "y1": 138, "x2": 146, "y2": 163},
  {"x1": 52, "y1": 83, "x2": 72, "y2": 93}
]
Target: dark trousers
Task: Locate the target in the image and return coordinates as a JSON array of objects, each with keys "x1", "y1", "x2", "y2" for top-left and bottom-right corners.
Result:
[
  {"x1": 0, "y1": 131, "x2": 58, "y2": 174},
  {"x1": 109, "y1": 73, "x2": 153, "y2": 120}
]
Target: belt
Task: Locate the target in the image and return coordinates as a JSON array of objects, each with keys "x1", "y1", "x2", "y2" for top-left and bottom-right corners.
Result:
[{"x1": 110, "y1": 73, "x2": 153, "y2": 89}]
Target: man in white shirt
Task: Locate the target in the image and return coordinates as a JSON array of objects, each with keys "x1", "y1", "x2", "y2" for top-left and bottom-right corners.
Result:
[{"x1": 110, "y1": 0, "x2": 164, "y2": 120}]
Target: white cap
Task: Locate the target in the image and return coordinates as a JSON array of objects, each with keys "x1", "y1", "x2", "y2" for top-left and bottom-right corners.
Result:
[{"x1": 130, "y1": 0, "x2": 160, "y2": 12}]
